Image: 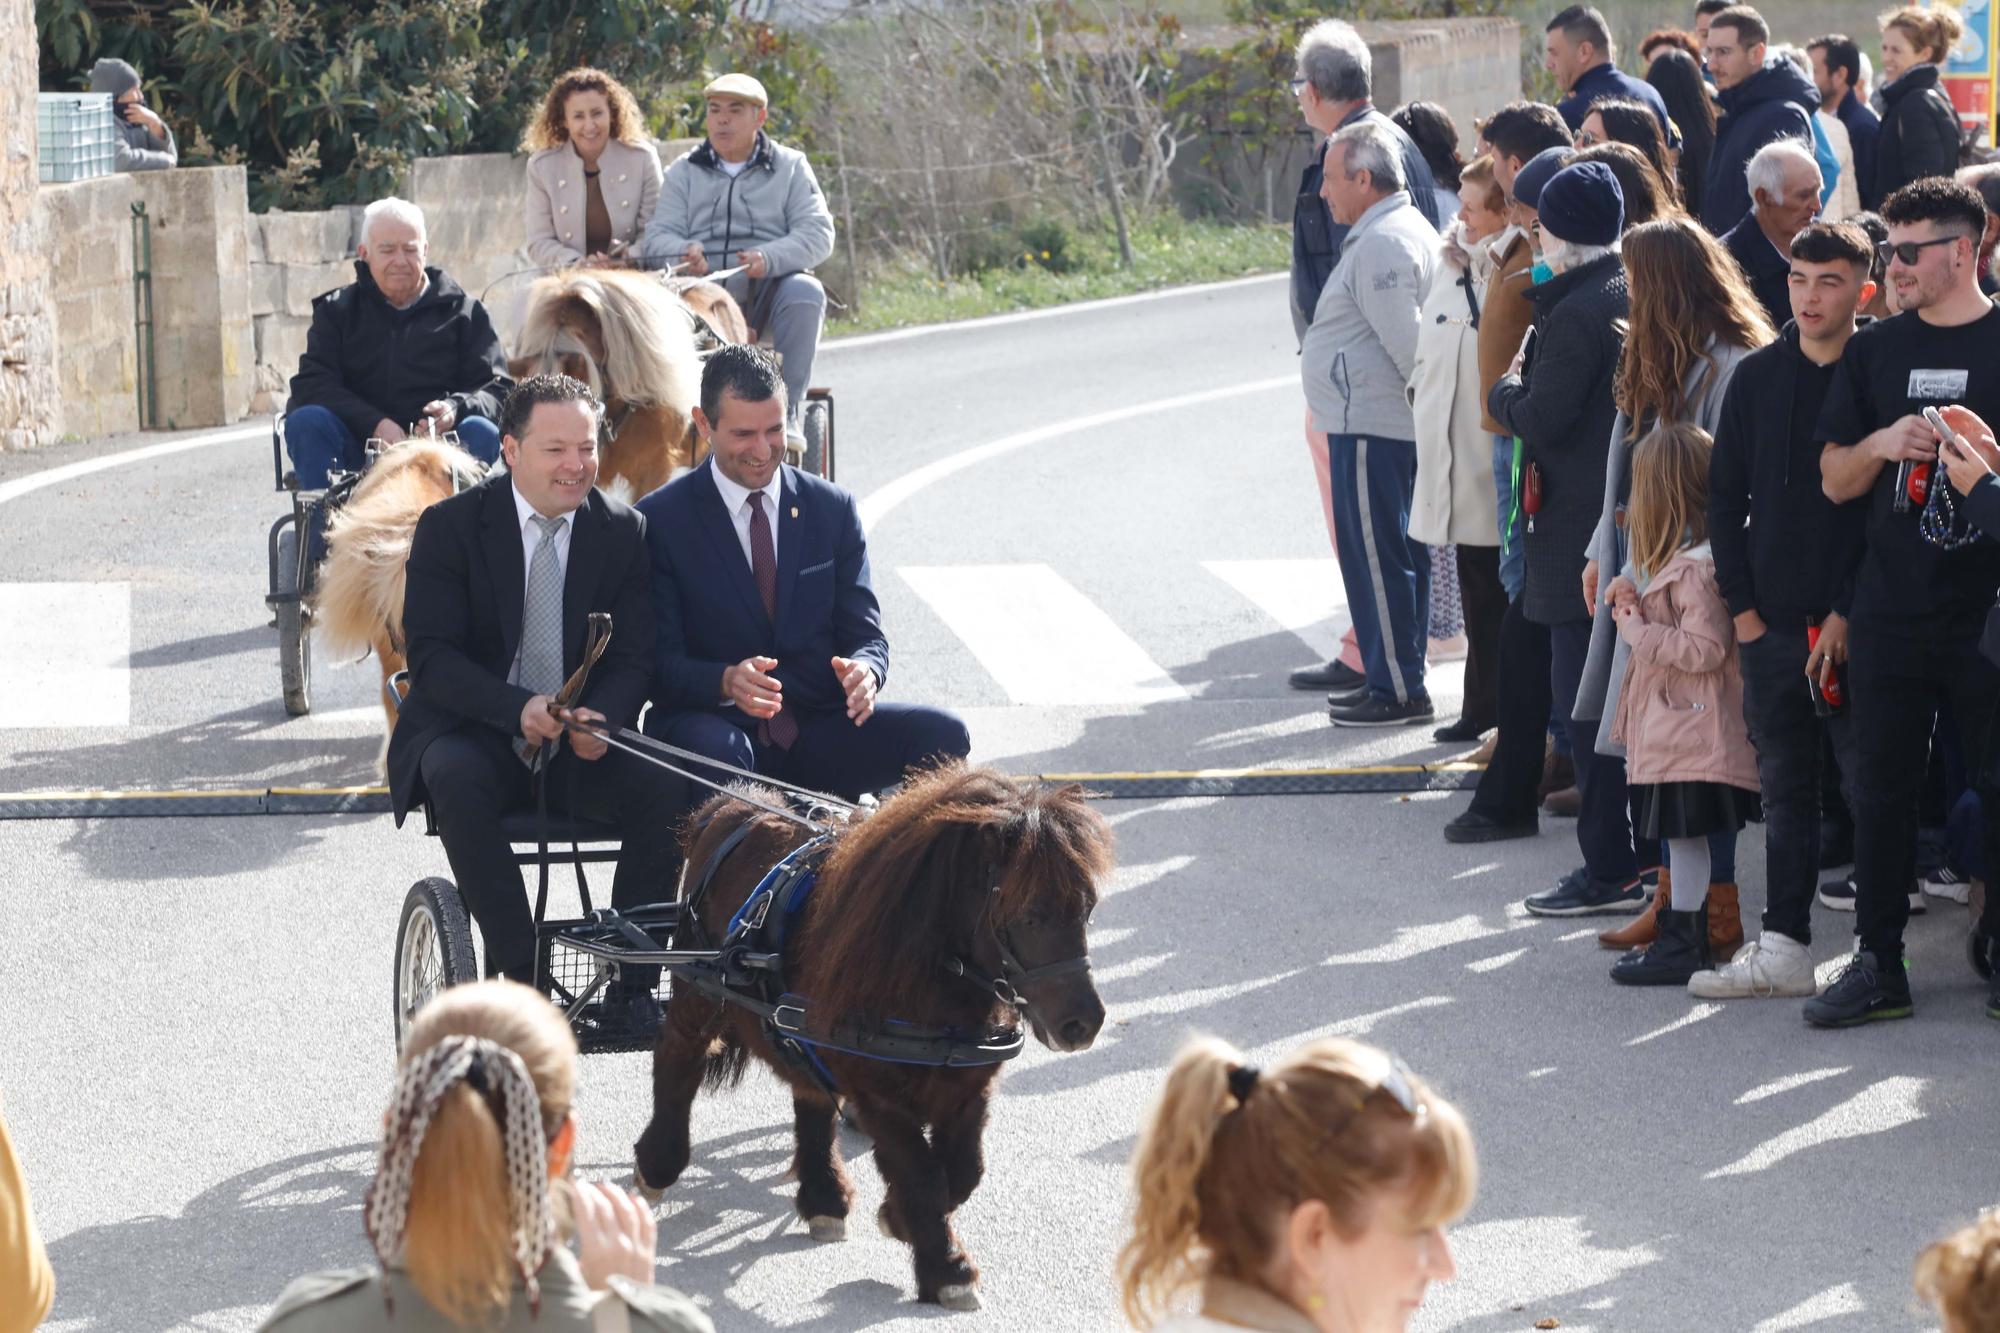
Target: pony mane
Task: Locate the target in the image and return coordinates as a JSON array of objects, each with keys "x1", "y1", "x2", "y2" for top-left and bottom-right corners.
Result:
[
  {"x1": 515, "y1": 271, "x2": 701, "y2": 412},
  {"x1": 806, "y1": 764, "x2": 1113, "y2": 1027},
  {"x1": 315, "y1": 442, "x2": 485, "y2": 655}
]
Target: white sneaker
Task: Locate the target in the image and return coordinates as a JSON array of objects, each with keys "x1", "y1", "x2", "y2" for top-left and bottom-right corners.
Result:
[
  {"x1": 1920, "y1": 867, "x2": 1973, "y2": 904},
  {"x1": 1688, "y1": 933, "x2": 1817, "y2": 999}
]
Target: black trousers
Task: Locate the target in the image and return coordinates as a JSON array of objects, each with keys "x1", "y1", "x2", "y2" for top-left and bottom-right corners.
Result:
[
  {"x1": 1739, "y1": 627, "x2": 1856, "y2": 945},
  {"x1": 1846, "y1": 623, "x2": 2000, "y2": 962},
  {"x1": 1456, "y1": 543, "x2": 1505, "y2": 729},
  {"x1": 420, "y1": 726, "x2": 692, "y2": 984},
  {"x1": 1469, "y1": 596, "x2": 1553, "y2": 823},
  {"x1": 651, "y1": 702, "x2": 973, "y2": 801},
  {"x1": 1552, "y1": 618, "x2": 1654, "y2": 884}
]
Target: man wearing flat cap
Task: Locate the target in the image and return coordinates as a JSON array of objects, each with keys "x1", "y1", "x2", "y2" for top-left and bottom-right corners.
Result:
[
  {"x1": 87, "y1": 58, "x2": 176, "y2": 172},
  {"x1": 639, "y1": 74, "x2": 835, "y2": 447}
]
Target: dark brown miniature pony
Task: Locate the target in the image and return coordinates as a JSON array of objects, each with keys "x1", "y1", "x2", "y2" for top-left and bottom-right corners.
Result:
[{"x1": 633, "y1": 763, "x2": 1112, "y2": 1312}]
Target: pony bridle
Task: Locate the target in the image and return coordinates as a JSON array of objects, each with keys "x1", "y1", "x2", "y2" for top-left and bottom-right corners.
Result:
[
  {"x1": 534, "y1": 335, "x2": 635, "y2": 446},
  {"x1": 943, "y1": 874, "x2": 1092, "y2": 1021}
]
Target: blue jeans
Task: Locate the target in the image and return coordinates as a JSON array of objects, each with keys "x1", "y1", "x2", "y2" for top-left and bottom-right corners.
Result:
[
  {"x1": 1327, "y1": 434, "x2": 1429, "y2": 704},
  {"x1": 1493, "y1": 433, "x2": 1524, "y2": 599},
  {"x1": 283, "y1": 404, "x2": 500, "y2": 489}
]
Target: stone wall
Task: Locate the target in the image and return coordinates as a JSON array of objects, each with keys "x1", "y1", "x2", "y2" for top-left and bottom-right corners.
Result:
[
  {"x1": 1178, "y1": 17, "x2": 1521, "y2": 222},
  {"x1": 1, "y1": 0, "x2": 58, "y2": 451},
  {"x1": 38, "y1": 174, "x2": 139, "y2": 440}
]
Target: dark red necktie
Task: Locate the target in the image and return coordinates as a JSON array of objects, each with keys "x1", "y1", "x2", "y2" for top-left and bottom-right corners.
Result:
[{"x1": 748, "y1": 493, "x2": 797, "y2": 749}]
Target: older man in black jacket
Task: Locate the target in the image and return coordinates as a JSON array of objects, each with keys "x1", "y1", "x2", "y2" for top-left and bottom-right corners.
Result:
[
  {"x1": 388, "y1": 374, "x2": 687, "y2": 1022},
  {"x1": 285, "y1": 197, "x2": 511, "y2": 489},
  {"x1": 1486, "y1": 162, "x2": 1648, "y2": 917}
]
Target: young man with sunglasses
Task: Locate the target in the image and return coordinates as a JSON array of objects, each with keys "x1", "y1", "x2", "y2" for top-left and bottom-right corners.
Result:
[{"x1": 1812, "y1": 178, "x2": 2000, "y2": 1026}]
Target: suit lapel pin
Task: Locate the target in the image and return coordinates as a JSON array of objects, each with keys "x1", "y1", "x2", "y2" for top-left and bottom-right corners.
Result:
[{"x1": 790, "y1": 506, "x2": 799, "y2": 519}]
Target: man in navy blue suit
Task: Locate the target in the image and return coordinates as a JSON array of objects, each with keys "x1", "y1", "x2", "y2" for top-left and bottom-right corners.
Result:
[{"x1": 637, "y1": 346, "x2": 970, "y2": 797}]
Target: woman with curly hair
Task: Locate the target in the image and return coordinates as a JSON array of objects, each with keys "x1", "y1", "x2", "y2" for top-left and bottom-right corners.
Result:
[
  {"x1": 1573, "y1": 217, "x2": 1774, "y2": 964},
  {"x1": 1119, "y1": 1035, "x2": 1474, "y2": 1332},
  {"x1": 523, "y1": 67, "x2": 664, "y2": 268}
]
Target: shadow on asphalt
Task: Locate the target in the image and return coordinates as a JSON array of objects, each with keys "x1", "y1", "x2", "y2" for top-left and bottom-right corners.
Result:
[
  {"x1": 43, "y1": 1143, "x2": 376, "y2": 1332},
  {"x1": 3, "y1": 702, "x2": 381, "y2": 800}
]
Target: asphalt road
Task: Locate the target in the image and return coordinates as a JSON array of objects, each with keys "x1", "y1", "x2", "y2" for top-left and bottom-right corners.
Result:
[{"x1": 3, "y1": 273, "x2": 1994, "y2": 1332}]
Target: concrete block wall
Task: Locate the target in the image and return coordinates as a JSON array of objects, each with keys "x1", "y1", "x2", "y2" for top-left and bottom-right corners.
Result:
[
  {"x1": 1175, "y1": 18, "x2": 1521, "y2": 222},
  {"x1": 131, "y1": 166, "x2": 257, "y2": 430},
  {"x1": 38, "y1": 174, "x2": 140, "y2": 439},
  {"x1": 1, "y1": 0, "x2": 58, "y2": 451}
]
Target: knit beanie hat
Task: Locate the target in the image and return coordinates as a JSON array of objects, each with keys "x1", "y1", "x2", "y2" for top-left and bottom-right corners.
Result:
[
  {"x1": 88, "y1": 58, "x2": 141, "y2": 96},
  {"x1": 1537, "y1": 162, "x2": 1625, "y2": 247},
  {"x1": 1510, "y1": 146, "x2": 1572, "y2": 210}
]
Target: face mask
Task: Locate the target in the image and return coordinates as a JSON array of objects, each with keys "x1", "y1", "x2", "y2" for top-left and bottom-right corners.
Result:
[{"x1": 1531, "y1": 260, "x2": 1554, "y2": 284}]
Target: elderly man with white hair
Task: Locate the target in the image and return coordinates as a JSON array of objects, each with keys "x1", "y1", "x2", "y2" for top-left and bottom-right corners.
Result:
[
  {"x1": 1305, "y1": 121, "x2": 1440, "y2": 728},
  {"x1": 1723, "y1": 138, "x2": 1824, "y2": 328},
  {"x1": 1285, "y1": 17, "x2": 1442, "y2": 695},
  {"x1": 284, "y1": 196, "x2": 510, "y2": 489}
]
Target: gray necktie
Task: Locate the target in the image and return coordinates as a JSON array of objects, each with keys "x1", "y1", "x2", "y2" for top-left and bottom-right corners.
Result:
[{"x1": 515, "y1": 514, "x2": 566, "y2": 764}]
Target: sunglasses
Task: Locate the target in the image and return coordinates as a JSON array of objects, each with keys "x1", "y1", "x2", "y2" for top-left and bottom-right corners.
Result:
[
  {"x1": 1878, "y1": 236, "x2": 1962, "y2": 266},
  {"x1": 1323, "y1": 1055, "x2": 1430, "y2": 1142}
]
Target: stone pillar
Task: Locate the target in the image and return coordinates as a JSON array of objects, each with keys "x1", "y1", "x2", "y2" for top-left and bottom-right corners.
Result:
[
  {"x1": 1, "y1": 0, "x2": 60, "y2": 450},
  {"x1": 130, "y1": 165, "x2": 257, "y2": 428}
]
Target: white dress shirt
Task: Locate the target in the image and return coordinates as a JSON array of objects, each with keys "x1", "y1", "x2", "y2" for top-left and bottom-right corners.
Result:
[{"x1": 708, "y1": 462, "x2": 782, "y2": 570}]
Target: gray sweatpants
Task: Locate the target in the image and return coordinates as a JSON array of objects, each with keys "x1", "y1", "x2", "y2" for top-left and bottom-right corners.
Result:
[{"x1": 723, "y1": 271, "x2": 826, "y2": 426}]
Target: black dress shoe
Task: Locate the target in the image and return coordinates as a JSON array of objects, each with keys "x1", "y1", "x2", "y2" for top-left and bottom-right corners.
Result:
[
  {"x1": 1290, "y1": 660, "x2": 1365, "y2": 691},
  {"x1": 1327, "y1": 685, "x2": 1372, "y2": 709},
  {"x1": 1443, "y1": 809, "x2": 1537, "y2": 843},
  {"x1": 1433, "y1": 717, "x2": 1492, "y2": 743},
  {"x1": 1329, "y1": 695, "x2": 1435, "y2": 728}
]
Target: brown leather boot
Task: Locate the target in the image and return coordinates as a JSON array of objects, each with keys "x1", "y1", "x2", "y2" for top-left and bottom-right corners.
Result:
[
  {"x1": 1599, "y1": 868, "x2": 1670, "y2": 949},
  {"x1": 1706, "y1": 881, "x2": 1744, "y2": 959}
]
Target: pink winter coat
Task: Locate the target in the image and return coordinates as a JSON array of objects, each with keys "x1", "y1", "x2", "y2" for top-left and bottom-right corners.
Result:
[{"x1": 1608, "y1": 545, "x2": 1760, "y2": 792}]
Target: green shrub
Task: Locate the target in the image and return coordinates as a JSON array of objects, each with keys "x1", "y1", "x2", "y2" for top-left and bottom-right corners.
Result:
[{"x1": 36, "y1": 0, "x2": 732, "y2": 210}]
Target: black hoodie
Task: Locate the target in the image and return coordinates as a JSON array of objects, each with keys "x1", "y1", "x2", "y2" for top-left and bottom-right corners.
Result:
[
  {"x1": 1875, "y1": 64, "x2": 1962, "y2": 204},
  {"x1": 1702, "y1": 58, "x2": 1820, "y2": 235},
  {"x1": 1709, "y1": 319, "x2": 1868, "y2": 629}
]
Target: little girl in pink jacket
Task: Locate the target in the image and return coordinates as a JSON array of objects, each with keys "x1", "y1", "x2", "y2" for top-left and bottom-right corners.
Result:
[{"x1": 1605, "y1": 423, "x2": 1761, "y2": 987}]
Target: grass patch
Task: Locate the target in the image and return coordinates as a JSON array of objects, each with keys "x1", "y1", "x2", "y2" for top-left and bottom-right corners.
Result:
[{"x1": 829, "y1": 215, "x2": 1290, "y2": 335}]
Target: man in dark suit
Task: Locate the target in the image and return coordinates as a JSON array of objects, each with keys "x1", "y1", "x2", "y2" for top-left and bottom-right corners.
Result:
[
  {"x1": 638, "y1": 346, "x2": 969, "y2": 797},
  {"x1": 388, "y1": 374, "x2": 687, "y2": 1014}
]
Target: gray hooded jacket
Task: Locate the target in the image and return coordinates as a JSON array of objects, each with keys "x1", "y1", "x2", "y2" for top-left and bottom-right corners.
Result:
[
  {"x1": 637, "y1": 132, "x2": 833, "y2": 276},
  {"x1": 87, "y1": 58, "x2": 176, "y2": 172}
]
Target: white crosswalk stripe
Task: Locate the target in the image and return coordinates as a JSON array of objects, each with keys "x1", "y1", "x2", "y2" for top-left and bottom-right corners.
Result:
[
  {"x1": 897, "y1": 564, "x2": 1187, "y2": 706},
  {"x1": 1201, "y1": 558, "x2": 1349, "y2": 662},
  {"x1": 0, "y1": 582, "x2": 131, "y2": 727}
]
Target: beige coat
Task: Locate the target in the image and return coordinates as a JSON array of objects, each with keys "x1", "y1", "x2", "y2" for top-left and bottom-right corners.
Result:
[
  {"x1": 1408, "y1": 220, "x2": 1502, "y2": 547},
  {"x1": 1609, "y1": 545, "x2": 1761, "y2": 791},
  {"x1": 525, "y1": 140, "x2": 663, "y2": 267}
]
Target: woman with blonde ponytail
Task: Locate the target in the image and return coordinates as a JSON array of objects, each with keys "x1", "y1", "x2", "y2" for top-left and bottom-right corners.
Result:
[
  {"x1": 1120, "y1": 1036, "x2": 1476, "y2": 1333},
  {"x1": 260, "y1": 981, "x2": 712, "y2": 1332}
]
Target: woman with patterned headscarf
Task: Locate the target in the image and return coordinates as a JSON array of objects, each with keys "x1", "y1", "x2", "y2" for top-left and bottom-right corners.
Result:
[{"x1": 259, "y1": 981, "x2": 711, "y2": 1331}]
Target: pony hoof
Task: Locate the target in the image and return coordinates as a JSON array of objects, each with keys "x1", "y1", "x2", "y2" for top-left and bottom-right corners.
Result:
[
  {"x1": 806, "y1": 1215, "x2": 847, "y2": 1243},
  {"x1": 632, "y1": 1166, "x2": 666, "y2": 1204},
  {"x1": 938, "y1": 1284, "x2": 982, "y2": 1312}
]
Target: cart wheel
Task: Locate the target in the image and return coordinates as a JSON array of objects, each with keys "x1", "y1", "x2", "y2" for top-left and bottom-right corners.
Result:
[
  {"x1": 394, "y1": 877, "x2": 479, "y2": 1049},
  {"x1": 275, "y1": 526, "x2": 313, "y2": 716},
  {"x1": 802, "y1": 397, "x2": 831, "y2": 480}
]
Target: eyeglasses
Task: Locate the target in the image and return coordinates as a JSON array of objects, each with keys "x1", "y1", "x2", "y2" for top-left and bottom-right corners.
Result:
[
  {"x1": 1574, "y1": 128, "x2": 1601, "y2": 146},
  {"x1": 1288, "y1": 76, "x2": 1308, "y2": 93},
  {"x1": 1878, "y1": 236, "x2": 1962, "y2": 266}
]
